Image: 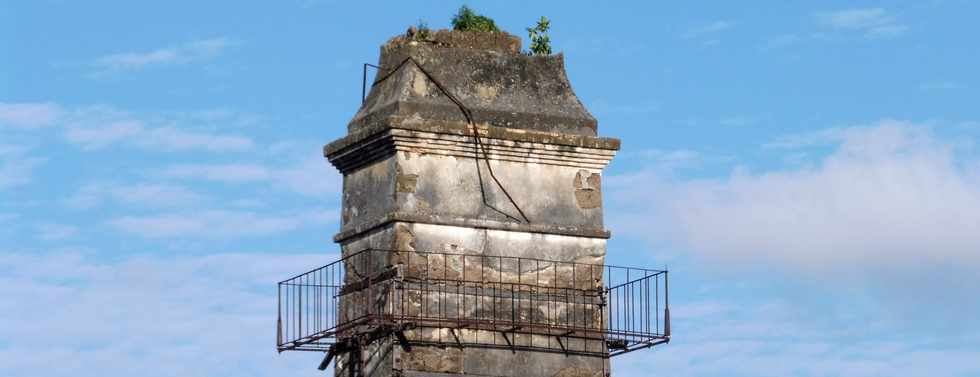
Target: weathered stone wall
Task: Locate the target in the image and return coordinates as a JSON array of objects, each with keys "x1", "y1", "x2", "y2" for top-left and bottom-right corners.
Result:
[
  {"x1": 331, "y1": 124, "x2": 618, "y2": 242},
  {"x1": 337, "y1": 341, "x2": 606, "y2": 377},
  {"x1": 338, "y1": 222, "x2": 607, "y2": 277},
  {"x1": 397, "y1": 346, "x2": 607, "y2": 377},
  {"x1": 335, "y1": 214, "x2": 612, "y2": 376}
]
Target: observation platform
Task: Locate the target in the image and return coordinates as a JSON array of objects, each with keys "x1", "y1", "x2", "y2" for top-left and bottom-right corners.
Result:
[{"x1": 276, "y1": 249, "x2": 670, "y2": 359}]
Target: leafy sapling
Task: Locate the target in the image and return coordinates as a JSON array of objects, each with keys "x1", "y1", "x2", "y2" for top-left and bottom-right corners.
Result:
[
  {"x1": 414, "y1": 20, "x2": 431, "y2": 40},
  {"x1": 527, "y1": 16, "x2": 552, "y2": 56}
]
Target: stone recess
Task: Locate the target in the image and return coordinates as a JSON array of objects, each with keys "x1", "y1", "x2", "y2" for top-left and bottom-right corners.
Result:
[{"x1": 327, "y1": 30, "x2": 620, "y2": 377}]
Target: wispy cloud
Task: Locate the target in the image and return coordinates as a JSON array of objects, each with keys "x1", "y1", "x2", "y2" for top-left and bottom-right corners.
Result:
[
  {"x1": 35, "y1": 223, "x2": 78, "y2": 241},
  {"x1": 762, "y1": 126, "x2": 859, "y2": 149},
  {"x1": 683, "y1": 20, "x2": 736, "y2": 46},
  {"x1": 684, "y1": 20, "x2": 736, "y2": 38},
  {"x1": 815, "y1": 8, "x2": 906, "y2": 38},
  {"x1": 63, "y1": 120, "x2": 144, "y2": 148},
  {"x1": 63, "y1": 110, "x2": 254, "y2": 151},
  {"x1": 589, "y1": 98, "x2": 660, "y2": 116},
  {"x1": 1, "y1": 102, "x2": 255, "y2": 152},
  {"x1": 161, "y1": 163, "x2": 272, "y2": 182},
  {"x1": 639, "y1": 149, "x2": 702, "y2": 168},
  {"x1": 0, "y1": 102, "x2": 61, "y2": 129},
  {"x1": 141, "y1": 126, "x2": 253, "y2": 151},
  {"x1": 108, "y1": 209, "x2": 336, "y2": 238},
  {"x1": 920, "y1": 80, "x2": 963, "y2": 90},
  {"x1": 720, "y1": 115, "x2": 761, "y2": 127},
  {"x1": 0, "y1": 144, "x2": 46, "y2": 190},
  {"x1": 1, "y1": 102, "x2": 256, "y2": 152},
  {"x1": 159, "y1": 155, "x2": 340, "y2": 196},
  {"x1": 760, "y1": 33, "x2": 801, "y2": 50},
  {"x1": 64, "y1": 122, "x2": 254, "y2": 151},
  {"x1": 90, "y1": 37, "x2": 238, "y2": 76},
  {"x1": 66, "y1": 182, "x2": 205, "y2": 209}
]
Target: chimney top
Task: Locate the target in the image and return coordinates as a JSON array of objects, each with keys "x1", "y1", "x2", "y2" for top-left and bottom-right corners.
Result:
[
  {"x1": 386, "y1": 29, "x2": 522, "y2": 54},
  {"x1": 350, "y1": 30, "x2": 597, "y2": 136}
]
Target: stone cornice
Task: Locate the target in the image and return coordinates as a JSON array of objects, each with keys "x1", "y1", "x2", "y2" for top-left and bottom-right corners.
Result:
[
  {"x1": 325, "y1": 116, "x2": 620, "y2": 174},
  {"x1": 333, "y1": 211, "x2": 612, "y2": 244}
]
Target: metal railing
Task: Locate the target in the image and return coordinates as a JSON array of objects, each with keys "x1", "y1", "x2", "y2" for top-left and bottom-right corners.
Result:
[{"x1": 277, "y1": 249, "x2": 669, "y2": 357}]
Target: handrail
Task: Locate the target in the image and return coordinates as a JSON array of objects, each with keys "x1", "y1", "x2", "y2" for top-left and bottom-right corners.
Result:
[
  {"x1": 279, "y1": 248, "x2": 665, "y2": 284},
  {"x1": 276, "y1": 248, "x2": 669, "y2": 358}
]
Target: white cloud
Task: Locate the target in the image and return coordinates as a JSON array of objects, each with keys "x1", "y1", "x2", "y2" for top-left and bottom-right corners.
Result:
[
  {"x1": 275, "y1": 155, "x2": 341, "y2": 196},
  {"x1": 108, "y1": 209, "x2": 336, "y2": 238},
  {"x1": 36, "y1": 223, "x2": 78, "y2": 241},
  {"x1": 90, "y1": 37, "x2": 237, "y2": 75},
  {"x1": 720, "y1": 115, "x2": 759, "y2": 127},
  {"x1": 64, "y1": 120, "x2": 144, "y2": 149},
  {"x1": 64, "y1": 120, "x2": 254, "y2": 152},
  {"x1": 760, "y1": 33, "x2": 800, "y2": 50},
  {"x1": 0, "y1": 251, "x2": 331, "y2": 377},
  {"x1": 920, "y1": 80, "x2": 963, "y2": 90},
  {"x1": 815, "y1": 8, "x2": 906, "y2": 38},
  {"x1": 58, "y1": 105, "x2": 254, "y2": 152},
  {"x1": 684, "y1": 20, "x2": 736, "y2": 38},
  {"x1": 0, "y1": 102, "x2": 255, "y2": 152},
  {"x1": 160, "y1": 155, "x2": 340, "y2": 196},
  {"x1": 612, "y1": 297, "x2": 980, "y2": 377},
  {"x1": 161, "y1": 163, "x2": 272, "y2": 182},
  {"x1": 638, "y1": 149, "x2": 701, "y2": 169},
  {"x1": 762, "y1": 126, "x2": 866, "y2": 149},
  {"x1": 589, "y1": 98, "x2": 660, "y2": 116},
  {"x1": 138, "y1": 126, "x2": 253, "y2": 151},
  {"x1": 0, "y1": 102, "x2": 61, "y2": 129},
  {"x1": 681, "y1": 20, "x2": 736, "y2": 46},
  {"x1": 608, "y1": 120, "x2": 980, "y2": 300},
  {"x1": 0, "y1": 144, "x2": 46, "y2": 189},
  {"x1": 66, "y1": 182, "x2": 205, "y2": 209}
]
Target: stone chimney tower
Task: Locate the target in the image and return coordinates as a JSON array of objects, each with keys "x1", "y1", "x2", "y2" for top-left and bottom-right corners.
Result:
[{"x1": 276, "y1": 29, "x2": 669, "y2": 377}]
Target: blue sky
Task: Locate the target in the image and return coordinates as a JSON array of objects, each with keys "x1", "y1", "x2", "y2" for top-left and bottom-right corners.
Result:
[{"x1": 2, "y1": 1, "x2": 979, "y2": 376}]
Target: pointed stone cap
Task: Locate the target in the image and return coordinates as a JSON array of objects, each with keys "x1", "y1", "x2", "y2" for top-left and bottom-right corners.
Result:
[{"x1": 348, "y1": 30, "x2": 598, "y2": 136}]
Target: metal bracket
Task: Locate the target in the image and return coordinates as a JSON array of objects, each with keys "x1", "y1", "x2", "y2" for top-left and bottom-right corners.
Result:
[
  {"x1": 449, "y1": 328, "x2": 463, "y2": 349},
  {"x1": 501, "y1": 332, "x2": 514, "y2": 353},
  {"x1": 500, "y1": 326, "x2": 522, "y2": 354},
  {"x1": 318, "y1": 345, "x2": 339, "y2": 371},
  {"x1": 556, "y1": 330, "x2": 573, "y2": 355},
  {"x1": 393, "y1": 330, "x2": 412, "y2": 352},
  {"x1": 607, "y1": 339, "x2": 628, "y2": 351}
]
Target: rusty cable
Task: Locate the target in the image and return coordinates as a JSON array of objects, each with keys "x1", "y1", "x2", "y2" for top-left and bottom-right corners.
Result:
[{"x1": 366, "y1": 57, "x2": 530, "y2": 223}]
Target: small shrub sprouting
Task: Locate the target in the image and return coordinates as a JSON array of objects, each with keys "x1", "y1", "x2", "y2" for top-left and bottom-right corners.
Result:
[
  {"x1": 411, "y1": 19, "x2": 431, "y2": 40},
  {"x1": 451, "y1": 5, "x2": 500, "y2": 33},
  {"x1": 526, "y1": 16, "x2": 552, "y2": 56}
]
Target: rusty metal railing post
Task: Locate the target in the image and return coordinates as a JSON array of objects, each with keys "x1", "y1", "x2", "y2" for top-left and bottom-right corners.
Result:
[
  {"x1": 277, "y1": 282, "x2": 283, "y2": 349},
  {"x1": 664, "y1": 270, "x2": 670, "y2": 338}
]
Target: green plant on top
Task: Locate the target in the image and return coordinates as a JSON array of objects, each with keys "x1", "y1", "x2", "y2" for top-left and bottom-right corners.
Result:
[
  {"x1": 451, "y1": 5, "x2": 500, "y2": 33},
  {"x1": 526, "y1": 16, "x2": 552, "y2": 55},
  {"x1": 413, "y1": 19, "x2": 431, "y2": 40}
]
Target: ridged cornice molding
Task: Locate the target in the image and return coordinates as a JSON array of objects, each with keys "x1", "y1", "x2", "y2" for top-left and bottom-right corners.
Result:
[{"x1": 325, "y1": 116, "x2": 620, "y2": 174}]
